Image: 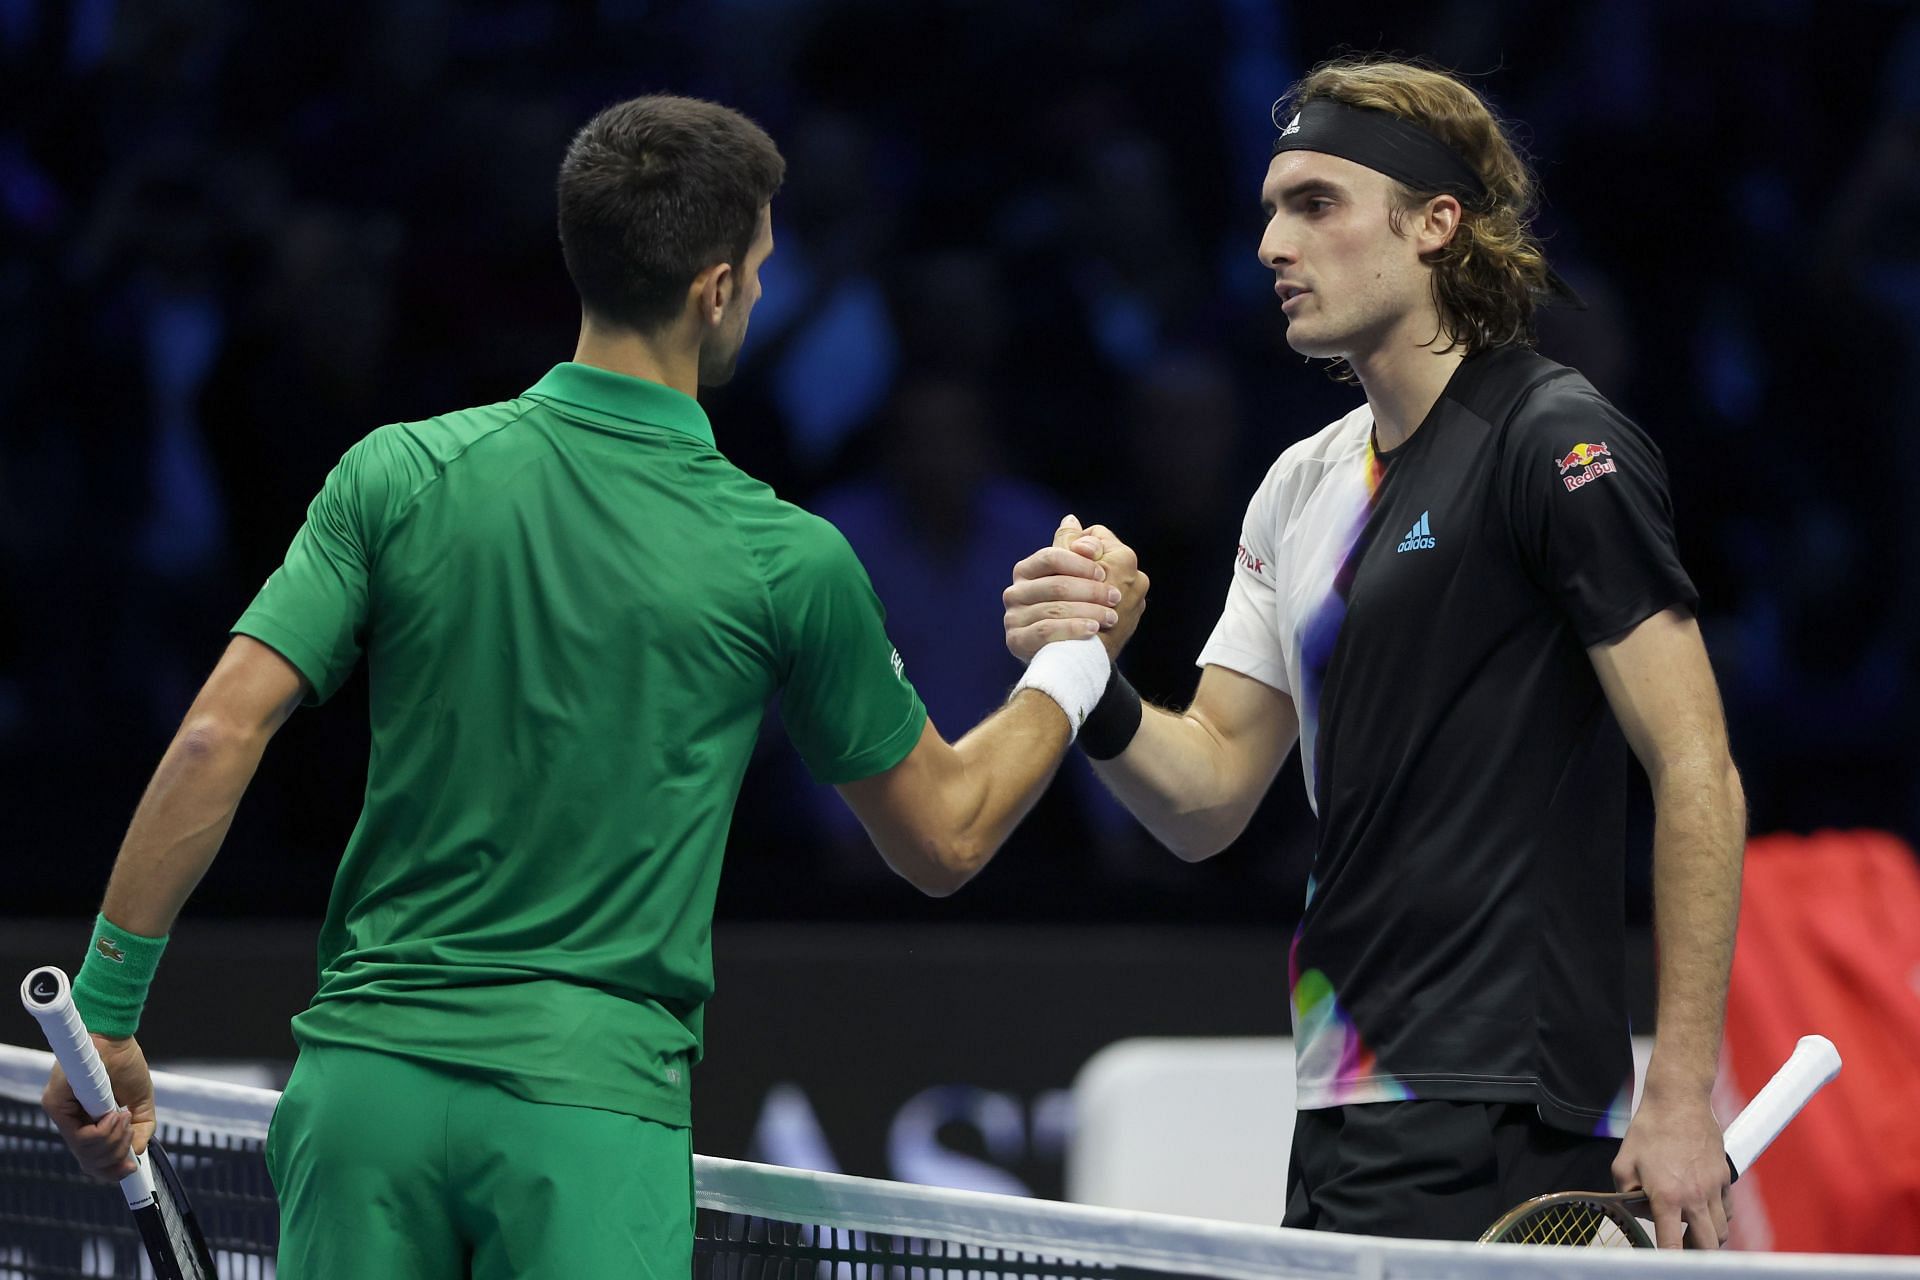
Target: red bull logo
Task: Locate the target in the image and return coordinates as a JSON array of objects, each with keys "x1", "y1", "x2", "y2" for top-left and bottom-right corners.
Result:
[
  {"x1": 1555, "y1": 441, "x2": 1612, "y2": 475},
  {"x1": 1556, "y1": 441, "x2": 1618, "y2": 491}
]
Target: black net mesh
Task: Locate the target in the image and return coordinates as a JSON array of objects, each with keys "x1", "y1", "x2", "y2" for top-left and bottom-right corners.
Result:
[
  {"x1": 1, "y1": 1096, "x2": 276, "y2": 1277},
  {"x1": 691, "y1": 1211, "x2": 1185, "y2": 1278}
]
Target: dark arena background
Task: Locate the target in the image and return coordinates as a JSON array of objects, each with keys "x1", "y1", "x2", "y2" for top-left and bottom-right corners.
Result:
[{"x1": 4, "y1": 0, "x2": 1918, "y2": 1260}]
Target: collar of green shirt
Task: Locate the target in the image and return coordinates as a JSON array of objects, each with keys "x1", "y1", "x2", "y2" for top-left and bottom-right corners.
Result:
[{"x1": 524, "y1": 362, "x2": 716, "y2": 448}]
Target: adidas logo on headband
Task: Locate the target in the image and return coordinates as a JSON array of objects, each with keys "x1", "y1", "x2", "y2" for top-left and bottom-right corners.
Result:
[{"x1": 1279, "y1": 112, "x2": 1302, "y2": 138}]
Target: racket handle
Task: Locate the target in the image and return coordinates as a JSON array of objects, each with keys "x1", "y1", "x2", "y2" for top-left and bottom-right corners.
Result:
[
  {"x1": 20, "y1": 965, "x2": 157, "y2": 1210},
  {"x1": 21, "y1": 967, "x2": 118, "y2": 1118},
  {"x1": 1722, "y1": 1034, "x2": 1842, "y2": 1177}
]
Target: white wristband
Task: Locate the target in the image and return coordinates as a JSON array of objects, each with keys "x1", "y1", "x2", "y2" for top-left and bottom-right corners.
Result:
[{"x1": 1011, "y1": 637, "x2": 1112, "y2": 740}]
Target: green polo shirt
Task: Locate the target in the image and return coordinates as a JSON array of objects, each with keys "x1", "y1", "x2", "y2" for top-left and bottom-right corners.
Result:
[{"x1": 233, "y1": 362, "x2": 927, "y2": 1126}]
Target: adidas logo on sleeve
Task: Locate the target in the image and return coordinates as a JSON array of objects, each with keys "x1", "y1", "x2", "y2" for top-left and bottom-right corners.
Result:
[{"x1": 1396, "y1": 511, "x2": 1436, "y2": 553}]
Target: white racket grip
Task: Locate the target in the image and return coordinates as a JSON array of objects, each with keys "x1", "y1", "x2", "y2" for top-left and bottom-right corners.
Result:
[
  {"x1": 20, "y1": 965, "x2": 157, "y2": 1210},
  {"x1": 1722, "y1": 1034, "x2": 1842, "y2": 1177}
]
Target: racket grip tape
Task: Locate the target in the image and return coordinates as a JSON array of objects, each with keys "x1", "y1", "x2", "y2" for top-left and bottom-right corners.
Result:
[
  {"x1": 20, "y1": 965, "x2": 158, "y2": 1210},
  {"x1": 1721, "y1": 1034, "x2": 1842, "y2": 1177}
]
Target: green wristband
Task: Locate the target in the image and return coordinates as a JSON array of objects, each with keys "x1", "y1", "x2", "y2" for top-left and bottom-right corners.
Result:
[{"x1": 71, "y1": 913, "x2": 168, "y2": 1037}]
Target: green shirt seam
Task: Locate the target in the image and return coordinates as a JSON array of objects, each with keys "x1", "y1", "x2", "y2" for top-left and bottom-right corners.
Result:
[
  {"x1": 739, "y1": 500, "x2": 795, "y2": 686},
  {"x1": 364, "y1": 398, "x2": 545, "y2": 567}
]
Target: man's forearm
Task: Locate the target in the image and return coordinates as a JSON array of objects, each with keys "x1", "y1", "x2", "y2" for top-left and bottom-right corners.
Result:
[
  {"x1": 100, "y1": 719, "x2": 274, "y2": 937},
  {"x1": 1093, "y1": 704, "x2": 1262, "y2": 861},
  {"x1": 935, "y1": 691, "x2": 1074, "y2": 882},
  {"x1": 1644, "y1": 757, "x2": 1746, "y2": 1098}
]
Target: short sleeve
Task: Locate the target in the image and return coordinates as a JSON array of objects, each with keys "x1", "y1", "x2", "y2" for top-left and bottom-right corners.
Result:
[
  {"x1": 1502, "y1": 384, "x2": 1698, "y2": 646},
  {"x1": 775, "y1": 520, "x2": 929, "y2": 784},
  {"x1": 1196, "y1": 475, "x2": 1290, "y2": 694},
  {"x1": 231, "y1": 435, "x2": 391, "y2": 703}
]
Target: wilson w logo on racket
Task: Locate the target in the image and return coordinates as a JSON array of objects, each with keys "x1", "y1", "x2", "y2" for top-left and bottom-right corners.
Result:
[
  {"x1": 1480, "y1": 1035, "x2": 1842, "y2": 1248},
  {"x1": 21, "y1": 966, "x2": 220, "y2": 1279}
]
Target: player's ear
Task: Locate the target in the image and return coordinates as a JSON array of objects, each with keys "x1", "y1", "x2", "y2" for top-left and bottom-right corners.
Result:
[
  {"x1": 689, "y1": 261, "x2": 734, "y2": 328},
  {"x1": 1418, "y1": 193, "x2": 1462, "y2": 255}
]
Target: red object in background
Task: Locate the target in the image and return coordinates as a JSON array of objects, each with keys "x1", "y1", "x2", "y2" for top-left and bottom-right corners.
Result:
[{"x1": 1721, "y1": 830, "x2": 1920, "y2": 1253}]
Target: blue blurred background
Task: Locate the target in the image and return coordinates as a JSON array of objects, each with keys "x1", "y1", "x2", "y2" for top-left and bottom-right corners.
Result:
[{"x1": 4, "y1": 0, "x2": 1918, "y2": 929}]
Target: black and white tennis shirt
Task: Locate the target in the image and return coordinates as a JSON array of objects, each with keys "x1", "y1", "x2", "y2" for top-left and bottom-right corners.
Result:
[{"x1": 1199, "y1": 344, "x2": 1697, "y2": 1135}]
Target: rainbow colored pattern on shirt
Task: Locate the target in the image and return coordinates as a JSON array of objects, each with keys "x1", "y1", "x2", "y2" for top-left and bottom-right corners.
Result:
[
  {"x1": 1283, "y1": 428, "x2": 1635, "y2": 1121},
  {"x1": 1594, "y1": 1074, "x2": 1634, "y2": 1138},
  {"x1": 1287, "y1": 443, "x2": 1412, "y2": 1106},
  {"x1": 1295, "y1": 440, "x2": 1386, "y2": 803},
  {"x1": 1290, "y1": 876, "x2": 1412, "y2": 1105}
]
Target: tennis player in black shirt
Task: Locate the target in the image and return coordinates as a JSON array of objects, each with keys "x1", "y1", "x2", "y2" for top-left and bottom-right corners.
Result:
[{"x1": 1004, "y1": 56, "x2": 1745, "y2": 1248}]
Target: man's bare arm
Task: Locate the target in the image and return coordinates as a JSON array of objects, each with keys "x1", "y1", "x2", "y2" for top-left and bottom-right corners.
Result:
[
  {"x1": 45, "y1": 634, "x2": 306, "y2": 1182},
  {"x1": 1591, "y1": 607, "x2": 1745, "y2": 1249},
  {"x1": 100, "y1": 635, "x2": 308, "y2": 936},
  {"x1": 1087, "y1": 667, "x2": 1297, "y2": 860},
  {"x1": 1001, "y1": 522, "x2": 1297, "y2": 861},
  {"x1": 837, "y1": 520, "x2": 1152, "y2": 895},
  {"x1": 836, "y1": 696, "x2": 1073, "y2": 896}
]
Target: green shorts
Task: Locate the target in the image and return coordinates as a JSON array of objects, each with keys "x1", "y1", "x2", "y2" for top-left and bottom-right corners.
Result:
[{"x1": 265, "y1": 1045, "x2": 694, "y2": 1279}]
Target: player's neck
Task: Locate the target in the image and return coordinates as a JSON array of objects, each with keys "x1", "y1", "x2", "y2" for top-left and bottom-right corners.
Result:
[
  {"x1": 1349, "y1": 317, "x2": 1466, "y2": 453},
  {"x1": 571, "y1": 318, "x2": 701, "y2": 400}
]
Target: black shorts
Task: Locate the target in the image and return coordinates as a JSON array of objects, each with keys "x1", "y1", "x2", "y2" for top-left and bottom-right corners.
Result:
[{"x1": 1283, "y1": 1100, "x2": 1620, "y2": 1240}]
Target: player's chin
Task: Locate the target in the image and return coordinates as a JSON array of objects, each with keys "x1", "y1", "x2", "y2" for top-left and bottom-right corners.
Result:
[{"x1": 1281, "y1": 323, "x2": 1338, "y2": 359}]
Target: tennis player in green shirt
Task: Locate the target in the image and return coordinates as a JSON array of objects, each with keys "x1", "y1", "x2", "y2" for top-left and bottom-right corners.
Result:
[{"x1": 41, "y1": 95, "x2": 1145, "y2": 1277}]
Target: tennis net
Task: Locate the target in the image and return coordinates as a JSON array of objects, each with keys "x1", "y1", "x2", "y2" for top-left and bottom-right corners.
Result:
[{"x1": 4, "y1": 1043, "x2": 1914, "y2": 1279}]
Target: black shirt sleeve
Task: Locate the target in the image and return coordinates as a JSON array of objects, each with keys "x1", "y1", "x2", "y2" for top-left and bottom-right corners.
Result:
[{"x1": 1500, "y1": 377, "x2": 1698, "y2": 645}]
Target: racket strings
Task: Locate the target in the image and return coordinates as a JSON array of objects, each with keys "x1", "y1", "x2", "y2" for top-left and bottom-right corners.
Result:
[{"x1": 1503, "y1": 1200, "x2": 1637, "y2": 1247}]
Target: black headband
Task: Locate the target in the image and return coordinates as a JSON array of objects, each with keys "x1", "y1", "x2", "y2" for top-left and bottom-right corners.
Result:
[
  {"x1": 1270, "y1": 97, "x2": 1585, "y2": 309},
  {"x1": 1272, "y1": 98, "x2": 1489, "y2": 209}
]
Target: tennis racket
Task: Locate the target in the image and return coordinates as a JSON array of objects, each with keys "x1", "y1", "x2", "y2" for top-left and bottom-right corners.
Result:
[
  {"x1": 1480, "y1": 1034, "x2": 1842, "y2": 1247},
  {"x1": 20, "y1": 965, "x2": 219, "y2": 1279}
]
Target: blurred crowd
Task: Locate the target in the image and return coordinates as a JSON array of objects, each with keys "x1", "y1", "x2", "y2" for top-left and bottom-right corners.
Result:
[{"x1": 5, "y1": 0, "x2": 1918, "y2": 923}]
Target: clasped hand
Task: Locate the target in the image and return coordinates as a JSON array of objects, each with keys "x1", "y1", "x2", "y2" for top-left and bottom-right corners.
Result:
[{"x1": 1003, "y1": 515, "x2": 1148, "y2": 664}]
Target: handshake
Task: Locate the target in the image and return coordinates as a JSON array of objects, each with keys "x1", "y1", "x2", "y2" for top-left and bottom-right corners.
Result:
[{"x1": 1002, "y1": 514, "x2": 1150, "y2": 666}]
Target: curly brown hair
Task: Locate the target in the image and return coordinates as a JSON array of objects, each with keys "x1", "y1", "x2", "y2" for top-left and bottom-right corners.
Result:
[{"x1": 1276, "y1": 57, "x2": 1549, "y2": 374}]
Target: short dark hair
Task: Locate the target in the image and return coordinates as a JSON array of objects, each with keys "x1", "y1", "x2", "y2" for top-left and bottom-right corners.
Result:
[{"x1": 557, "y1": 95, "x2": 786, "y2": 333}]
